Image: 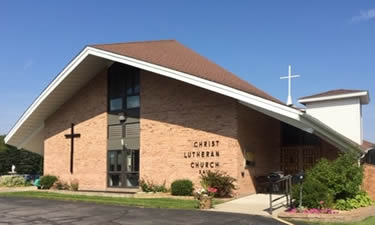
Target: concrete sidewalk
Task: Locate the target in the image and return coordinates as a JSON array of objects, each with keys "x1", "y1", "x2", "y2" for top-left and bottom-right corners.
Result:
[{"x1": 211, "y1": 194, "x2": 288, "y2": 217}]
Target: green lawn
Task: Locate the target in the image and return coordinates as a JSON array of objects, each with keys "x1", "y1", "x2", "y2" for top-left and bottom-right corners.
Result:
[
  {"x1": 0, "y1": 191, "x2": 199, "y2": 209},
  {"x1": 305, "y1": 217, "x2": 375, "y2": 225}
]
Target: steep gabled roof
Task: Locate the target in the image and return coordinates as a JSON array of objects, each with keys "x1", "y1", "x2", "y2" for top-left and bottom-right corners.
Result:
[
  {"x1": 91, "y1": 40, "x2": 283, "y2": 105},
  {"x1": 4, "y1": 40, "x2": 364, "y2": 155}
]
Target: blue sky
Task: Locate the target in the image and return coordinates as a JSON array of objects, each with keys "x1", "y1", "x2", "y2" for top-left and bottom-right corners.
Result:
[{"x1": 0, "y1": 1, "x2": 374, "y2": 142}]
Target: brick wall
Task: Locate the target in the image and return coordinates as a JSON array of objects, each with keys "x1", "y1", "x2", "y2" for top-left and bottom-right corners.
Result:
[
  {"x1": 140, "y1": 70, "x2": 241, "y2": 192},
  {"x1": 237, "y1": 104, "x2": 281, "y2": 195},
  {"x1": 363, "y1": 163, "x2": 375, "y2": 201},
  {"x1": 42, "y1": 66, "x2": 341, "y2": 195},
  {"x1": 44, "y1": 70, "x2": 107, "y2": 191},
  {"x1": 140, "y1": 71, "x2": 283, "y2": 196}
]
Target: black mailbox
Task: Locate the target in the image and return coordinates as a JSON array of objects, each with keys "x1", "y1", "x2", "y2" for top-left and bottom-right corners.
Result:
[{"x1": 292, "y1": 171, "x2": 305, "y2": 183}]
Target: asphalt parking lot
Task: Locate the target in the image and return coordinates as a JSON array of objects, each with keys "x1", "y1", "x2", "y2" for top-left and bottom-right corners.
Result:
[{"x1": 0, "y1": 196, "x2": 286, "y2": 225}]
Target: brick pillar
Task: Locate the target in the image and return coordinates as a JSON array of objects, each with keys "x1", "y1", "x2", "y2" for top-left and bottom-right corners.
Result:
[{"x1": 363, "y1": 163, "x2": 375, "y2": 201}]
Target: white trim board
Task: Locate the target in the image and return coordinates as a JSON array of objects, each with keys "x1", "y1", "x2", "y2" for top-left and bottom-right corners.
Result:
[
  {"x1": 5, "y1": 48, "x2": 91, "y2": 144},
  {"x1": 4, "y1": 46, "x2": 363, "y2": 154},
  {"x1": 5, "y1": 46, "x2": 302, "y2": 145},
  {"x1": 299, "y1": 91, "x2": 369, "y2": 104}
]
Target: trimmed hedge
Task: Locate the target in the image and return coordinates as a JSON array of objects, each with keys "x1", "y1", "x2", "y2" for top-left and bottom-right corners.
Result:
[
  {"x1": 0, "y1": 136, "x2": 43, "y2": 175},
  {"x1": 171, "y1": 179, "x2": 194, "y2": 196},
  {"x1": 0, "y1": 175, "x2": 26, "y2": 187},
  {"x1": 40, "y1": 175, "x2": 58, "y2": 189}
]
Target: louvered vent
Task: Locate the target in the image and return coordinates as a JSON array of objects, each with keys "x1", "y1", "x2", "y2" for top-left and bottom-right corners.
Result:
[
  {"x1": 109, "y1": 125, "x2": 122, "y2": 139},
  {"x1": 126, "y1": 123, "x2": 140, "y2": 138}
]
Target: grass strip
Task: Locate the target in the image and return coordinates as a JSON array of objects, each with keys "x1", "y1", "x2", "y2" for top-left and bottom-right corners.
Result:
[
  {"x1": 303, "y1": 216, "x2": 375, "y2": 225},
  {"x1": 0, "y1": 191, "x2": 199, "y2": 210}
]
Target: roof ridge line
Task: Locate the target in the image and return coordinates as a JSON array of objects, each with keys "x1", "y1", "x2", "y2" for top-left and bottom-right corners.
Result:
[{"x1": 89, "y1": 39, "x2": 176, "y2": 47}]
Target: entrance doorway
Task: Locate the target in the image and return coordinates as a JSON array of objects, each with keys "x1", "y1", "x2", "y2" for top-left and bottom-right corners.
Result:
[
  {"x1": 281, "y1": 123, "x2": 322, "y2": 175},
  {"x1": 108, "y1": 148, "x2": 139, "y2": 187},
  {"x1": 281, "y1": 145, "x2": 321, "y2": 175}
]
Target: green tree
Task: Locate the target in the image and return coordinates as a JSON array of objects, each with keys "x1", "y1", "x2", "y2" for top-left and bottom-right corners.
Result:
[
  {"x1": 0, "y1": 135, "x2": 43, "y2": 175},
  {"x1": 0, "y1": 135, "x2": 7, "y2": 152}
]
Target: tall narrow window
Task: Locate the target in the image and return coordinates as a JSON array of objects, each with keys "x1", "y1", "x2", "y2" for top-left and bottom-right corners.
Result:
[
  {"x1": 108, "y1": 64, "x2": 126, "y2": 112},
  {"x1": 107, "y1": 63, "x2": 140, "y2": 188},
  {"x1": 126, "y1": 73, "x2": 140, "y2": 109}
]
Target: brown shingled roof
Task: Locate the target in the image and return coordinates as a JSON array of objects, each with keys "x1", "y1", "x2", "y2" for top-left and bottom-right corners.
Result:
[
  {"x1": 362, "y1": 140, "x2": 375, "y2": 151},
  {"x1": 90, "y1": 40, "x2": 283, "y2": 105},
  {"x1": 299, "y1": 89, "x2": 366, "y2": 100}
]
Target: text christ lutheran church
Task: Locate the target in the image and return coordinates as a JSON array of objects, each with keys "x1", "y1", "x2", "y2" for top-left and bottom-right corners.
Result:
[
  {"x1": 184, "y1": 140, "x2": 221, "y2": 175},
  {"x1": 5, "y1": 40, "x2": 370, "y2": 196}
]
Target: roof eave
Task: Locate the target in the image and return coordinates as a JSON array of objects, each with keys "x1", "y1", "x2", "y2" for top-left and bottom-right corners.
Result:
[
  {"x1": 298, "y1": 91, "x2": 369, "y2": 105},
  {"x1": 6, "y1": 46, "x2": 362, "y2": 157},
  {"x1": 300, "y1": 114, "x2": 363, "y2": 155},
  {"x1": 5, "y1": 46, "x2": 303, "y2": 148},
  {"x1": 4, "y1": 47, "x2": 93, "y2": 146}
]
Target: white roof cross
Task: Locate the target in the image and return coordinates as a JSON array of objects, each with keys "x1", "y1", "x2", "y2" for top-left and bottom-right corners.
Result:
[{"x1": 280, "y1": 65, "x2": 300, "y2": 106}]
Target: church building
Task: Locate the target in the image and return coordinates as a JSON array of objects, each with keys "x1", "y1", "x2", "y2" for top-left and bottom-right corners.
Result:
[{"x1": 4, "y1": 40, "x2": 373, "y2": 195}]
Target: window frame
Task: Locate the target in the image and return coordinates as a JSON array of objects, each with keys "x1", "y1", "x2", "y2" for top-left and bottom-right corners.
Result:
[
  {"x1": 107, "y1": 149, "x2": 140, "y2": 188},
  {"x1": 107, "y1": 63, "x2": 141, "y2": 188},
  {"x1": 108, "y1": 65, "x2": 140, "y2": 113}
]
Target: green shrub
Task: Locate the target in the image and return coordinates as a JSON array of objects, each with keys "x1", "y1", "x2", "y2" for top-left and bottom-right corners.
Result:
[
  {"x1": 292, "y1": 177, "x2": 334, "y2": 209},
  {"x1": 330, "y1": 153, "x2": 363, "y2": 199},
  {"x1": 40, "y1": 175, "x2": 58, "y2": 189},
  {"x1": 140, "y1": 179, "x2": 168, "y2": 193},
  {"x1": 305, "y1": 154, "x2": 362, "y2": 200},
  {"x1": 200, "y1": 171, "x2": 236, "y2": 197},
  {"x1": 153, "y1": 184, "x2": 167, "y2": 193},
  {"x1": 53, "y1": 180, "x2": 70, "y2": 190},
  {"x1": 292, "y1": 153, "x2": 365, "y2": 209},
  {"x1": 308, "y1": 153, "x2": 363, "y2": 200},
  {"x1": 70, "y1": 180, "x2": 79, "y2": 191},
  {"x1": 0, "y1": 175, "x2": 26, "y2": 187},
  {"x1": 335, "y1": 191, "x2": 373, "y2": 210},
  {"x1": 171, "y1": 179, "x2": 194, "y2": 196},
  {"x1": 140, "y1": 179, "x2": 152, "y2": 192}
]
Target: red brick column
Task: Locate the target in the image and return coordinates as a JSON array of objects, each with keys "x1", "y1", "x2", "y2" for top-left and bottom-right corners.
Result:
[{"x1": 363, "y1": 163, "x2": 375, "y2": 200}]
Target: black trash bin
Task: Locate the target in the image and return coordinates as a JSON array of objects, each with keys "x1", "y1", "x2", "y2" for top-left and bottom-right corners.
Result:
[{"x1": 267, "y1": 171, "x2": 284, "y2": 192}]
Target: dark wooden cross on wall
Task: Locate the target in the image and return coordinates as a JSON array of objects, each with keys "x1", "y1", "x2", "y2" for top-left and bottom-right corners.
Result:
[{"x1": 65, "y1": 123, "x2": 81, "y2": 174}]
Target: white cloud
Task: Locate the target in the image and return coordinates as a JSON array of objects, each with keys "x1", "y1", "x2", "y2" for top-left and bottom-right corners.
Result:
[
  {"x1": 23, "y1": 59, "x2": 34, "y2": 71},
  {"x1": 351, "y1": 8, "x2": 375, "y2": 23}
]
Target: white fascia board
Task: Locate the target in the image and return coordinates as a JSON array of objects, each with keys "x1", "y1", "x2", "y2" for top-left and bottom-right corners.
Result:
[
  {"x1": 299, "y1": 91, "x2": 369, "y2": 104},
  {"x1": 5, "y1": 46, "x2": 302, "y2": 147},
  {"x1": 87, "y1": 47, "x2": 303, "y2": 120},
  {"x1": 4, "y1": 48, "x2": 92, "y2": 145},
  {"x1": 300, "y1": 114, "x2": 362, "y2": 154},
  {"x1": 6, "y1": 45, "x2": 361, "y2": 157},
  {"x1": 239, "y1": 101, "x2": 308, "y2": 129},
  {"x1": 241, "y1": 99, "x2": 360, "y2": 153}
]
